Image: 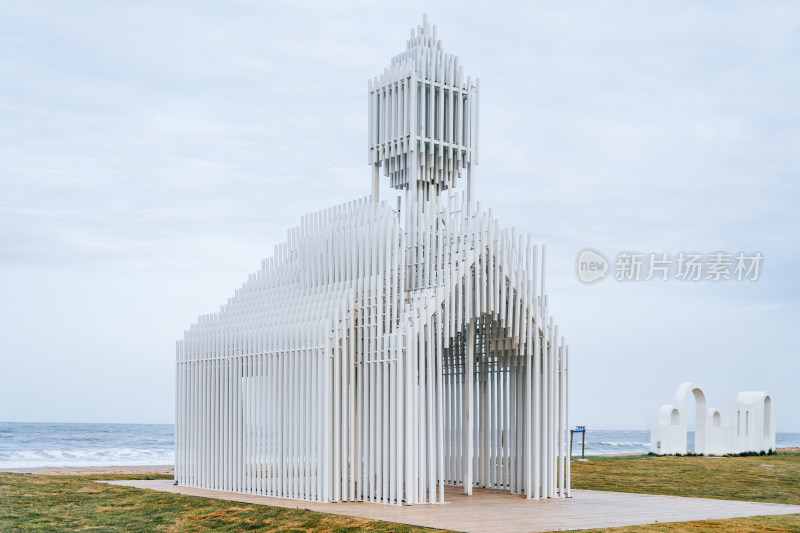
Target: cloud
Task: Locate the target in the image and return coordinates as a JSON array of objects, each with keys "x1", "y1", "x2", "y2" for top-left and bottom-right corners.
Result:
[{"x1": 0, "y1": 1, "x2": 798, "y2": 429}]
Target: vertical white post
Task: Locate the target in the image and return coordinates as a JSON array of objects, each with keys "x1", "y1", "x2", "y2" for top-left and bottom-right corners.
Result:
[
  {"x1": 467, "y1": 163, "x2": 474, "y2": 205},
  {"x1": 373, "y1": 164, "x2": 380, "y2": 204},
  {"x1": 404, "y1": 326, "x2": 414, "y2": 504},
  {"x1": 464, "y1": 320, "x2": 474, "y2": 494},
  {"x1": 563, "y1": 340, "x2": 570, "y2": 497}
]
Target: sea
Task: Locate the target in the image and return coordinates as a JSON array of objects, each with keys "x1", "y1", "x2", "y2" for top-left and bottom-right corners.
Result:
[
  {"x1": 0, "y1": 422, "x2": 174, "y2": 469},
  {"x1": 1, "y1": 422, "x2": 799, "y2": 469}
]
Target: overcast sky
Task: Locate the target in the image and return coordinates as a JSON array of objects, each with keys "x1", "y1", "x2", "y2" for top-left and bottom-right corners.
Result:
[{"x1": 1, "y1": 1, "x2": 798, "y2": 432}]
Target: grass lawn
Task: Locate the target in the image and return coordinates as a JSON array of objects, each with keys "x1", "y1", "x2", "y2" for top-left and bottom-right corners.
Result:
[
  {"x1": 0, "y1": 473, "x2": 443, "y2": 532},
  {"x1": 572, "y1": 451, "x2": 800, "y2": 505},
  {"x1": 573, "y1": 451, "x2": 800, "y2": 532},
  {"x1": 0, "y1": 453, "x2": 798, "y2": 532}
]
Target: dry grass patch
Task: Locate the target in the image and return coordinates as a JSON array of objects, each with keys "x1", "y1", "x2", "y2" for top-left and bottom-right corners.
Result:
[{"x1": 0, "y1": 473, "x2": 446, "y2": 532}]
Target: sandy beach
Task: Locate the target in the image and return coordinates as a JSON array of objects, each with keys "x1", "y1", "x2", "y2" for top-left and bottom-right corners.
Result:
[{"x1": 0, "y1": 465, "x2": 173, "y2": 475}]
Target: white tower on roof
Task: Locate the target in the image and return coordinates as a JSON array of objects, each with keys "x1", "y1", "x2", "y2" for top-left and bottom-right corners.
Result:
[{"x1": 369, "y1": 15, "x2": 479, "y2": 203}]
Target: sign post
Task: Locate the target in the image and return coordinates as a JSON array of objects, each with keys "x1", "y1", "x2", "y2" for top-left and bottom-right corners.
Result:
[{"x1": 570, "y1": 425, "x2": 586, "y2": 460}]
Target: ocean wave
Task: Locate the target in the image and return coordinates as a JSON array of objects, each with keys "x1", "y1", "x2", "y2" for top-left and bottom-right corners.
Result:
[
  {"x1": 0, "y1": 447, "x2": 174, "y2": 468},
  {"x1": 594, "y1": 441, "x2": 651, "y2": 447}
]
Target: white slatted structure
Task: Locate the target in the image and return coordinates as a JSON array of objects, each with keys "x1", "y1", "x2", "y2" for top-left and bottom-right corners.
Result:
[{"x1": 176, "y1": 16, "x2": 570, "y2": 505}]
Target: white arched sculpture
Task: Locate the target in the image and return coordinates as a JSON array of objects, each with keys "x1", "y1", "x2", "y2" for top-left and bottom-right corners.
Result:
[
  {"x1": 650, "y1": 382, "x2": 776, "y2": 455},
  {"x1": 174, "y1": 16, "x2": 571, "y2": 505}
]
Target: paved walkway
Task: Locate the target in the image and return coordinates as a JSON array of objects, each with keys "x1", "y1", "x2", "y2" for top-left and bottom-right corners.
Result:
[{"x1": 102, "y1": 480, "x2": 800, "y2": 532}]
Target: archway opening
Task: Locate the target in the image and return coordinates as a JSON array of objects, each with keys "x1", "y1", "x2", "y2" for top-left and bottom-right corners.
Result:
[
  {"x1": 443, "y1": 313, "x2": 519, "y2": 492},
  {"x1": 764, "y1": 396, "x2": 772, "y2": 438},
  {"x1": 686, "y1": 387, "x2": 707, "y2": 453}
]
